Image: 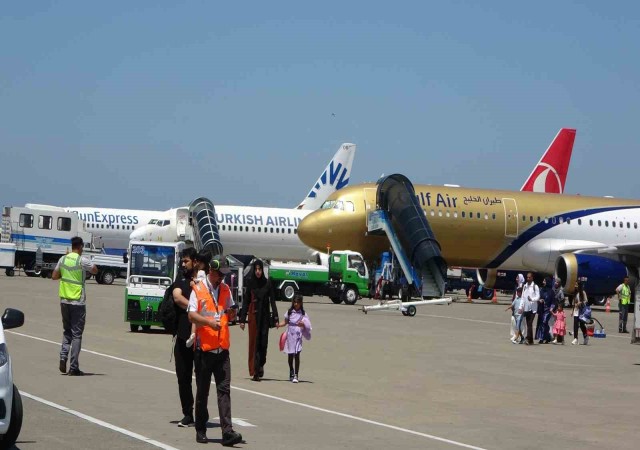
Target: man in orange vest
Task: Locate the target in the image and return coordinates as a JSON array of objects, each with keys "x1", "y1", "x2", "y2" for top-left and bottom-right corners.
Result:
[{"x1": 188, "y1": 257, "x2": 242, "y2": 446}]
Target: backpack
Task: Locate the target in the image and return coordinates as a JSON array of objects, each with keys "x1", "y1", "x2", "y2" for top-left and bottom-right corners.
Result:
[{"x1": 157, "y1": 283, "x2": 177, "y2": 335}]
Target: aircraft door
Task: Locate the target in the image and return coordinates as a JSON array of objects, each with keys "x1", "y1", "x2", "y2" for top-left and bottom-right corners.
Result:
[
  {"x1": 176, "y1": 208, "x2": 189, "y2": 240},
  {"x1": 502, "y1": 198, "x2": 518, "y2": 238},
  {"x1": 364, "y1": 188, "x2": 377, "y2": 226}
]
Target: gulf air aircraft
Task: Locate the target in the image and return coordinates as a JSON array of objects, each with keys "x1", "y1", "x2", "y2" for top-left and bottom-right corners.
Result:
[
  {"x1": 298, "y1": 165, "x2": 638, "y2": 298},
  {"x1": 126, "y1": 143, "x2": 356, "y2": 261}
]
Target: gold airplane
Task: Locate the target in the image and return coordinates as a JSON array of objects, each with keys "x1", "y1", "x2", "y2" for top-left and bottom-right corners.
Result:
[{"x1": 297, "y1": 175, "x2": 640, "y2": 296}]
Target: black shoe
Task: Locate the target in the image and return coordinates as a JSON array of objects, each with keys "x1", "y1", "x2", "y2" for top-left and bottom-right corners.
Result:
[
  {"x1": 222, "y1": 431, "x2": 242, "y2": 446},
  {"x1": 196, "y1": 431, "x2": 208, "y2": 443},
  {"x1": 178, "y1": 415, "x2": 194, "y2": 427},
  {"x1": 251, "y1": 374, "x2": 260, "y2": 381},
  {"x1": 67, "y1": 369, "x2": 84, "y2": 376},
  {"x1": 59, "y1": 359, "x2": 67, "y2": 374},
  {"x1": 622, "y1": 330, "x2": 629, "y2": 333}
]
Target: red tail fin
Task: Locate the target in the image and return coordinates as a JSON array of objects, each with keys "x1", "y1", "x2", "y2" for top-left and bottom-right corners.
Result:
[{"x1": 521, "y1": 128, "x2": 576, "y2": 193}]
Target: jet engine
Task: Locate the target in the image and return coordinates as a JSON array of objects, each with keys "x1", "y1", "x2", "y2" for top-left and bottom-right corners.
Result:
[
  {"x1": 555, "y1": 253, "x2": 637, "y2": 295},
  {"x1": 477, "y1": 268, "x2": 544, "y2": 290}
]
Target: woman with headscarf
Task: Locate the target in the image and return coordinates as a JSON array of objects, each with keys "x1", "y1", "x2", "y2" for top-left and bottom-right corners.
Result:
[
  {"x1": 239, "y1": 260, "x2": 279, "y2": 381},
  {"x1": 536, "y1": 276, "x2": 556, "y2": 343}
]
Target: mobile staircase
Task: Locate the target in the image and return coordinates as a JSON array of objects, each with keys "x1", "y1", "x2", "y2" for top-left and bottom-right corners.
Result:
[{"x1": 363, "y1": 174, "x2": 452, "y2": 316}]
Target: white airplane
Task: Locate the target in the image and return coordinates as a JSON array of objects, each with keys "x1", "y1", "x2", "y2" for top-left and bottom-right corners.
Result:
[{"x1": 70, "y1": 143, "x2": 356, "y2": 259}]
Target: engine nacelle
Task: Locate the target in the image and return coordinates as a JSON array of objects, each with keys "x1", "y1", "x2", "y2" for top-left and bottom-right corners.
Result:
[
  {"x1": 555, "y1": 253, "x2": 637, "y2": 295},
  {"x1": 477, "y1": 268, "x2": 544, "y2": 290}
]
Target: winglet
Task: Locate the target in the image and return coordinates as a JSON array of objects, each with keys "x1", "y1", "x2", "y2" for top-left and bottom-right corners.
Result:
[
  {"x1": 296, "y1": 143, "x2": 356, "y2": 210},
  {"x1": 521, "y1": 128, "x2": 576, "y2": 193}
]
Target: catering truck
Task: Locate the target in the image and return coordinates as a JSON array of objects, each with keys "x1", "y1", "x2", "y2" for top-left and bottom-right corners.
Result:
[{"x1": 267, "y1": 250, "x2": 369, "y2": 305}]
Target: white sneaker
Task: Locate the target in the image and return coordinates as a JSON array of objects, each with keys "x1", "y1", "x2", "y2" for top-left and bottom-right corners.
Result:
[
  {"x1": 186, "y1": 333, "x2": 195, "y2": 347},
  {"x1": 583, "y1": 336, "x2": 589, "y2": 345},
  {"x1": 571, "y1": 338, "x2": 578, "y2": 345},
  {"x1": 552, "y1": 339, "x2": 558, "y2": 344},
  {"x1": 292, "y1": 375, "x2": 298, "y2": 383},
  {"x1": 511, "y1": 338, "x2": 517, "y2": 344}
]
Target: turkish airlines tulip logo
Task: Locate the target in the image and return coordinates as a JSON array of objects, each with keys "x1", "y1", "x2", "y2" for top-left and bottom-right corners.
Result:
[{"x1": 530, "y1": 163, "x2": 562, "y2": 193}]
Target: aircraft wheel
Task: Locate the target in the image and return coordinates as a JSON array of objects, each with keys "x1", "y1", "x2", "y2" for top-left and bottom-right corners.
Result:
[
  {"x1": 407, "y1": 305, "x2": 417, "y2": 317},
  {"x1": 130, "y1": 324, "x2": 139, "y2": 332}
]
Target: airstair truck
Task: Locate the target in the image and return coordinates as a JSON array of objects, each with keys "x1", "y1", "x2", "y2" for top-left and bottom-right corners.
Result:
[{"x1": 268, "y1": 250, "x2": 369, "y2": 305}]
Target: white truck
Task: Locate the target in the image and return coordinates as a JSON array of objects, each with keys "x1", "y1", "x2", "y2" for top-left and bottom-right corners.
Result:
[{"x1": 1, "y1": 205, "x2": 126, "y2": 283}]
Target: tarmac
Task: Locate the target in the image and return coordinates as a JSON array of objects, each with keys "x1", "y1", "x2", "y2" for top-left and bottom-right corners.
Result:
[{"x1": 1, "y1": 272, "x2": 638, "y2": 450}]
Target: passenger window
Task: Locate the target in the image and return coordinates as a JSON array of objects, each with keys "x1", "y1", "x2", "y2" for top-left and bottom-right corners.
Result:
[
  {"x1": 276, "y1": 228, "x2": 279, "y2": 233},
  {"x1": 476, "y1": 212, "x2": 481, "y2": 219},
  {"x1": 612, "y1": 222, "x2": 616, "y2": 228},
  {"x1": 19, "y1": 213, "x2": 34, "y2": 228},
  {"x1": 294, "y1": 229, "x2": 297, "y2": 234},
  {"x1": 552, "y1": 217, "x2": 556, "y2": 224},
  {"x1": 252, "y1": 226, "x2": 255, "y2": 232},
  {"x1": 598, "y1": 220, "x2": 601, "y2": 227},
  {"x1": 589, "y1": 220, "x2": 593, "y2": 226},
  {"x1": 430, "y1": 209, "x2": 435, "y2": 216},
  {"x1": 578, "y1": 219, "x2": 582, "y2": 225},
  {"x1": 57, "y1": 217, "x2": 72, "y2": 231},
  {"x1": 605, "y1": 221, "x2": 609, "y2": 227},
  {"x1": 453, "y1": 212, "x2": 458, "y2": 218},
  {"x1": 620, "y1": 222, "x2": 623, "y2": 228},
  {"x1": 446, "y1": 211, "x2": 450, "y2": 217},
  {"x1": 627, "y1": 222, "x2": 630, "y2": 229},
  {"x1": 492, "y1": 213, "x2": 496, "y2": 220},
  {"x1": 484, "y1": 213, "x2": 488, "y2": 220},
  {"x1": 559, "y1": 217, "x2": 564, "y2": 224},
  {"x1": 635, "y1": 223, "x2": 638, "y2": 229},
  {"x1": 461, "y1": 212, "x2": 465, "y2": 218},
  {"x1": 529, "y1": 216, "x2": 533, "y2": 222},
  {"x1": 288, "y1": 229, "x2": 291, "y2": 234},
  {"x1": 270, "y1": 227, "x2": 274, "y2": 233},
  {"x1": 438, "y1": 211, "x2": 442, "y2": 217},
  {"x1": 234, "y1": 226, "x2": 237, "y2": 231}
]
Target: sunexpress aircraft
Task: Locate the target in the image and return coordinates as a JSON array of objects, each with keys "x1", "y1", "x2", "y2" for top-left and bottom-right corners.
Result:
[{"x1": 298, "y1": 157, "x2": 639, "y2": 298}]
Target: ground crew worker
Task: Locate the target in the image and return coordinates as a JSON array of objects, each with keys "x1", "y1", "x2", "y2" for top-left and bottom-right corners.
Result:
[
  {"x1": 52, "y1": 236, "x2": 98, "y2": 376},
  {"x1": 616, "y1": 276, "x2": 631, "y2": 333},
  {"x1": 188, "y1": 258, "x2": 242, "y2": 446}
]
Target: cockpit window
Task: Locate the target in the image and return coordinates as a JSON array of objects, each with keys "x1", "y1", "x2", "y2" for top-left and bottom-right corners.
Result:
[
  {"x1": 333, "y1": 201, "x2": 344, "y2": 210},
  {"x1": 321, "y1": 201, "x2": 336, "y2": 210},
  {"x1": 345, "y1": 201, "x2": 355, "y2": 212},
  {"x1": 148, "y1": 219, "x2": 158, "y2": 225}
]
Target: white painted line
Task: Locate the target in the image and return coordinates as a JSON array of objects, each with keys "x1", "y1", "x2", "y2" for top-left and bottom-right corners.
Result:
[
  {"x1": 215, "y1": 417, "x2": 256, "y2": 427},
  {"x1": 20, "y1": 391, "x2": 180, "y2": 450},
  {"x1": 8, "y1": 330, "x2": 487, "y2": 450}
]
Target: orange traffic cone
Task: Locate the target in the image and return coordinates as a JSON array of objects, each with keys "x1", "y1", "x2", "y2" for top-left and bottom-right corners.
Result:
[
  {"x1": 467, "y1": 285, "x2": 475, "y2": 303},
  {"x1": 491, "y1": 289, "x2": 498, "y2": 304},
  {"x1": 605, "y1": 298, "x2": 611, "y2": 313}
]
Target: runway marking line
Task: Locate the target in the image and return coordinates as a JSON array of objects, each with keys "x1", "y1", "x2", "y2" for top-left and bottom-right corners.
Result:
[
  {"x1": 9, "y1": 330, "x2": 487, "y2": 450},
  {"x1": 20, "y1": 391, "x2": 180, "y2": 450}
]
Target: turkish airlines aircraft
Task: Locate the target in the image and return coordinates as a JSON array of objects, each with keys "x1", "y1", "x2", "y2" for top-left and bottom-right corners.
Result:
[{"x1": 521, "y1": 128, "x2": 575, "y2": 193}]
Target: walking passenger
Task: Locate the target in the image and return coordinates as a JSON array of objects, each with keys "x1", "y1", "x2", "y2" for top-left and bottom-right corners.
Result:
[
  {"x1": 171, "y1": 247, "x2": 198, "y2": 427},
  {"x1": 536, "y1": 277, "x2": 556, "y2": 344},
  {"x1": 615, "y1": 276, "x2": 631, "y2": 333},
  {"x1": 571, "y1": 283, "x2": 589, "y2": 345},
  {"x1": 551, "y1": 303, "x2": 567, "y2": 344},
  {"x1": 238, "y1": 259, "x2": 279, "y2": 381},
  {"x1": 522, "y1": 272, "x2": 540, "y2": 345},
  {"x1": 277, "y1": 294, "x2": 312, "y2": 383},
  {"x1": 508, "y1": 286, "x2": 524, "y2": 344},
  {"x1": 52, "y1": 236, "x2": 98, "y2": 376}
]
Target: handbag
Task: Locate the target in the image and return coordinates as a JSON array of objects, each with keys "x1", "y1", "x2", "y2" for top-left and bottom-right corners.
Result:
[{"x1": 579, "y1": 304, "x2": 592, "y2": 323}]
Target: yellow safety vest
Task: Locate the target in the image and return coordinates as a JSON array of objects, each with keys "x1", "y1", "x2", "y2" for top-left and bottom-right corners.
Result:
[
  {"x1": 59, "y1": 253, "x2": 84, "y2": 301},
  {"x1": 620, "y1": 284, "x2": 631, "y2": 305}
]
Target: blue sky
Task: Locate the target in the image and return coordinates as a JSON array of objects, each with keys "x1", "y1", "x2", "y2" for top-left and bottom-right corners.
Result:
[{"x1": 1, "y1": 1, "x2": 639, "y2": 210}]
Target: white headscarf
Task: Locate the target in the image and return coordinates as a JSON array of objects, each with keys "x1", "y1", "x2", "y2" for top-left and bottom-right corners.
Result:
[{"x1": 517, "y1": 273, "x2": 525, "y2": 288}]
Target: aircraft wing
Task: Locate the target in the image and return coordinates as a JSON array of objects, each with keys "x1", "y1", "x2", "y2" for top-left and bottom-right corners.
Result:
[{"x1": 560, "y1": 240, "x2": 640, "y2": 257}]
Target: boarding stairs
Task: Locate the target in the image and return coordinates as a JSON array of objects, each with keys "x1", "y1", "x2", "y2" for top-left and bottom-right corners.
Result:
[
  {"x1": 187, "y1": 197, "x2": 224, "y2": 257},
  {"x1": 366, "y1": 174, "x2": 449, "y2": 303}
]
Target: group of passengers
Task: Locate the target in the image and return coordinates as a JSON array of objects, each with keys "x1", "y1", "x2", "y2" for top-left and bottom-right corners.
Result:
[{"x1": 507, "y1": 273, "x2": 592, "y2": 346}]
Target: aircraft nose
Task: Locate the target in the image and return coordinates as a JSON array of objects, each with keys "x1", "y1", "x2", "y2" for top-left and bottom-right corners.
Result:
[
  {"x1": 298, "y1": 211, "x2": 331, "y2": 253},
  {"x1": 129, "y1": 227, "x2": 146, "y2": 241}
]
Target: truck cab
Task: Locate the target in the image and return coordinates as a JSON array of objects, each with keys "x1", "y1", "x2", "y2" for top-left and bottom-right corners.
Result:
[{"x1": 125, "y1": 240, "x2": 184, "y2": 332}]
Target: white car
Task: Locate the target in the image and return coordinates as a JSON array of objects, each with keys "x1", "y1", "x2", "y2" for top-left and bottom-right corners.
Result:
[{"x1": 0, "y1": 308, "x2": 24, "y2": 448}]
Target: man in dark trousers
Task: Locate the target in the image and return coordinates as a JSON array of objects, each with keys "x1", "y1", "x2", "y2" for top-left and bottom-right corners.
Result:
[
  {"x1": 172, "y1": 247, "x2": 198, "y2": 427},
  {"x1": 188, "y1": 258, "x2": 242, "y2": 446}
]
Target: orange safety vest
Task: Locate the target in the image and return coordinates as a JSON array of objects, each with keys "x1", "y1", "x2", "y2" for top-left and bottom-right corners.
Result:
[{"x1": 193, "y1": 280, "x2": 232, "y2": 351}]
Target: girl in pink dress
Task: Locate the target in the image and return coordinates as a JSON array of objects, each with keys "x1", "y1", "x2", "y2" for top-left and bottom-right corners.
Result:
[
  {"x1": 277, "y1": 295, "x2": 311, "y2": 383},
  {"x1": 552, "y1": 303, "x2": 567, "y2": 344}
]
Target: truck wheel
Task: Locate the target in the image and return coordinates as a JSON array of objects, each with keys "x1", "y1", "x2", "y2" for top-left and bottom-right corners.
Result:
[
  {"x1": 406, "y1": 305, "x2": 417, "y2": 317},
  {"x1": 330, "y1": 296, "x2": 342, "y2": 304},
  {"x1": 5, "y1": 268, "x2": 14, "y2": 277},
  {"x1": 280, "y1": 283, "x2": 297, "y2": 302},
  {"x1": 101, "y1": 270, "x2": 115, "y2": 285},
  {"x1": 95, "y1": 271, "x2": 104, "y2": 284},
  {"x1": 24, "y1": 261, "x2": 38, "y2": 277},
  {"x1": 2, "y1": 384, "x2": 23, "y2": 447},
  {"x1": 342, "y1": 286, "x2": 358, "y2": 305},
  {"x1": 130, "y1": 324, "x2": 139, "y2": 332}
]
